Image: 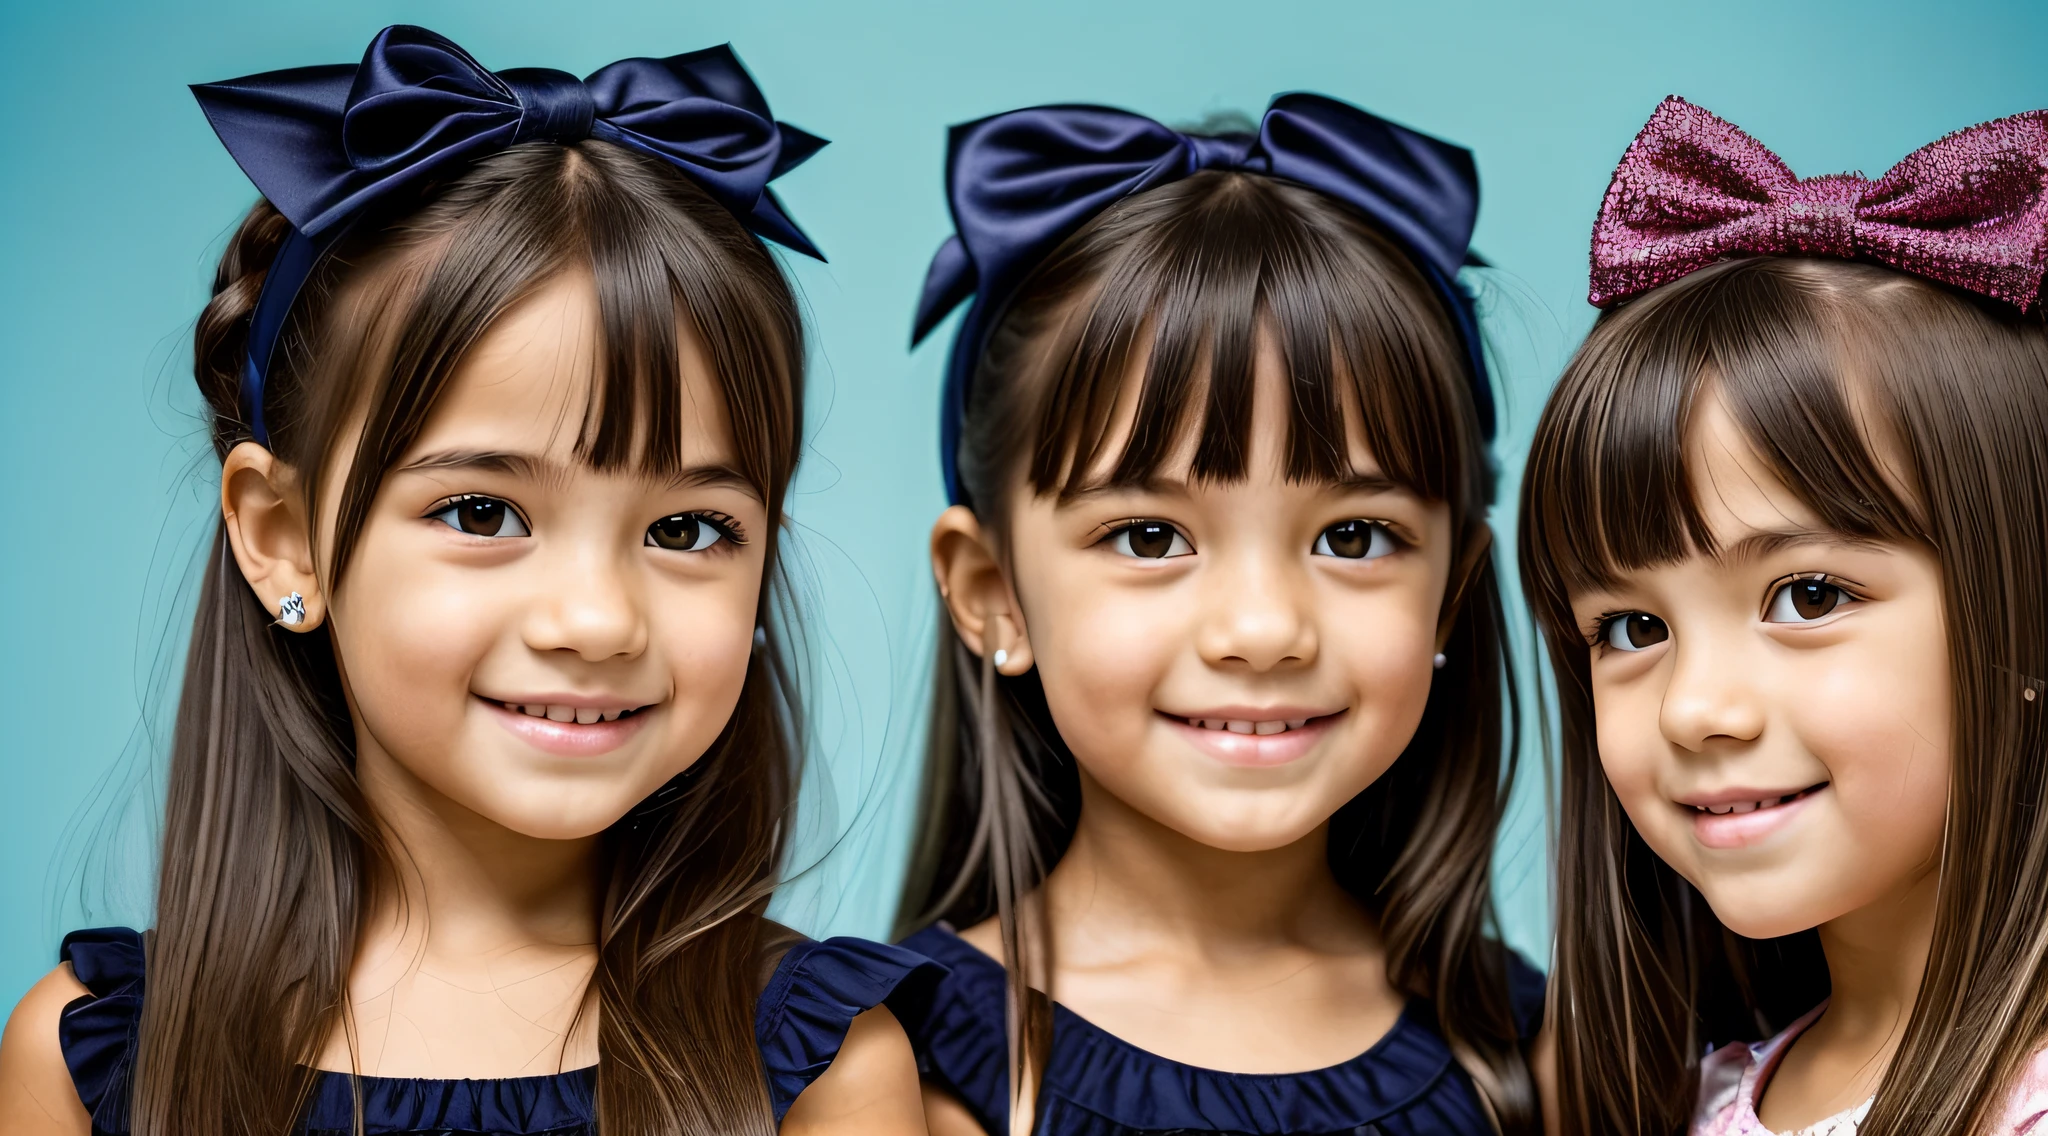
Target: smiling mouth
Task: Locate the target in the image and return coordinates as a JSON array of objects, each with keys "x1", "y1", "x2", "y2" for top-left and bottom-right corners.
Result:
[
  {"x1": 1689, "y1": 783, "x2": 1828, "y2": 816},
  {"x1": 488, "y1": 698, "x2": 651, "y2": 725},
  {"x1": 1172, "y1": 714, "x2": 1332, "y2": 736}
]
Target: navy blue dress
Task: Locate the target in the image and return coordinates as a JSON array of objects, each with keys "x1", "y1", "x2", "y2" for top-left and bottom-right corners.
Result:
[
  {"x1": 899, "y1": 924, "x2": 1544, "y2": 1136},
  {"x1": 55, "y1": 926, "x2": 944, "y2": 1135}
]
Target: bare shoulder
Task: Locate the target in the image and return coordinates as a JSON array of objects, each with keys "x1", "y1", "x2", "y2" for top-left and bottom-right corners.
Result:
[
  {"x1": 921, "y1": 1080, "x2": 987, "y2": 1136},
  {"x1": 779, "y1": 1005, "x2": 925, "y2": 1135},
  {"x1": 0, "y1": 965, "x2": 92, "y2": 1136}
]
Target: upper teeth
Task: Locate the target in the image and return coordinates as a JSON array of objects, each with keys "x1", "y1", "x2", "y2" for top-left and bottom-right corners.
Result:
[
  {"x1": 1185, "y1": 717, "x2": 1312, "y2": 735},
  {"x1": 1698, "y1": 794, "x2": 1792, "y2": 815},
  {"x1": 503, "y1": 702, "x2": 631, "y2": 724}
]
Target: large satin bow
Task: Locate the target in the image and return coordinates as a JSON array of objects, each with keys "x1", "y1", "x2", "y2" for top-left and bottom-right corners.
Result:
[
  {"x1": 192, "y1": 25, "x2": 825, "y2": 446},
  {"x1": 912, "y1": 96, "x2": 1492, "y2": 505},
  {"x1": 193, "y1": 24, "x2": 826, "y2": 257},
  {"x1": 1590, "y1": 96, "x2": 2048, "y2": 309}
]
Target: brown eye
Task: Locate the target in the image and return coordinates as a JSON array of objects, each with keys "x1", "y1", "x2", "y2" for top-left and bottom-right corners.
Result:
[
  {"x1": 1766, "y1": 579, "x2": 1847, "y2": 623},
  {"x1": 429, "y1": 496, "x2": 527, "y2": 538},
  {"x1": 1108, "y1": 521, "x2": 1192, "y2": 559},
  {"x1": 1602, "y1": 612, "x2": 1668, "y2": 652},
  {"x1": 646, "y1": 513, "x2": 727, "y2": 552},
  {"x1": 1313, "y1": 520, "x2": 1395, "y2": 560}
]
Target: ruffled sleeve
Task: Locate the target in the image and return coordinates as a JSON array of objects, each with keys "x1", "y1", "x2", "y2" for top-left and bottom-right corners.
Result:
[
  {"x1": 754, "y1": 936, "x2": 947, "y2": 1123},
  {"x1": 56, "y1": 927, "x2": 147, "y2": 1136}
]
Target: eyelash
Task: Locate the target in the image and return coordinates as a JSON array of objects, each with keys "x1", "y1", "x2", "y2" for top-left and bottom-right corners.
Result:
[
  {"x1": 1090, "y1": 517, "x2": 1407, "y2": 557},
  {"x1": 1583, "y1": 574, "x2": 1867, "y2": 652},
  {"x1": 425, "y1": 497, "x2": 749, "y2": 549}
]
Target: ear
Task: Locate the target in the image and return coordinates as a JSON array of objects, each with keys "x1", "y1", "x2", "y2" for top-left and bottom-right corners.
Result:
[
  {"x1": 931, "y1": 505, "x2": 1034, "y2": 675},
  {"x1": 1436, "y1": 520, "x2": 1495, "y2": 652},
  {"x1": 221, "y1": 441, "x2": 326, "y2": 632}
]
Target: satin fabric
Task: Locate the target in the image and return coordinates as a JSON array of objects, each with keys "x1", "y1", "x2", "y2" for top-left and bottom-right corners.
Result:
[
  {"x1": 56, "y1": 926, "x2": 944, "y2": 1134},
  {"x1": 899, "y1": 923, "x2": 1545, "y2": 1136},
  {"x1": 909, "y1": 96, "x2": 1494, "y2": 505},
  {"x1": 190, "y1": 24, "x2": 826, "y2": 445}
]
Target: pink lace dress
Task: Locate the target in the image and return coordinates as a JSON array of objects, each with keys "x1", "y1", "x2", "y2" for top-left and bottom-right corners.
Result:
[{"x1": 1692, "y1": 1003, "x2": 2048, "y2": 1135}]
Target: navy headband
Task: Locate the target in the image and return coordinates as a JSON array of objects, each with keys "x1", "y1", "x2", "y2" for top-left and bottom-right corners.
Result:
[
  {"x1": 911, "y1": 94, "x2": 1493, "y2": 506},
  {"x1": 193, "y1": 24, "x2": 828, "y2": 446}
]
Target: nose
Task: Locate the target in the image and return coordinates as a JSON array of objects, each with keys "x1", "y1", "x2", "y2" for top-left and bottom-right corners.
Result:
[
  {"x1": 1658, "y1": 631, "x2": 1765, "y2": 752},
  {"x1": 1195, "y1": 546, "x2": 1316, "y2": 672},
  {"x1": 522, "y1": 542, "x2": 648, "y2": 663}
]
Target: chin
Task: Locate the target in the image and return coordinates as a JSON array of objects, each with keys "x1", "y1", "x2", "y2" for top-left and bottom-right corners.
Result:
[
  {"x1": 472, "y1": 790, "x2": 638, "y2": 841},
  {"x1": 1695, "y1": 883, "x2": 1831, "y2": 941}
]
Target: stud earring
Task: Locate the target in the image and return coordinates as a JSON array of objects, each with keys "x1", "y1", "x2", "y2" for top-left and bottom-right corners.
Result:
[
  {"x1": 1432, "y1": 652, "x2": 1446, "y2": 670},
  {"x1": 993, "y1": 648, "x2": 1009, "y2": 669},
  {"x1": 277, "y1": 592, "x2": 307, "y2": 627}
]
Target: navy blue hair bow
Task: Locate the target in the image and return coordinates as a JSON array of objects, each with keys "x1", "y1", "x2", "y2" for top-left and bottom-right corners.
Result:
[
  {"x1": 912, "y1": 95, "x2": 1492, "y2": 505},
  {"x1": 193, "y1": 24, "x2": 826, "y2": 446}
]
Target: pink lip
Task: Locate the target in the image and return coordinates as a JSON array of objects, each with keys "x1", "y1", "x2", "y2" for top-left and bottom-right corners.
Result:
[
  {"x1": 1162, "y1": 710, "x2": 1342, "y2": 768},
  {"x1": 1688, "y1": 784, "x2": 1826, "y2": 850},
  {"x1": 483, "y1": 697, "x2": 652, "y2": 757}
]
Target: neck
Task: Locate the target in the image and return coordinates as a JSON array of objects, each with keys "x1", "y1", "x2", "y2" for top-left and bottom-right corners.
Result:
[
  {"x1": 354, "y1": 745, "x2": 601, "y2": 960},
  {"x1": 1812, "y1": 860, "x2": 1940, "y2": 1053},
  {"x1": 1042, "y1": 767, "x2": 1372, "y2": 963}
]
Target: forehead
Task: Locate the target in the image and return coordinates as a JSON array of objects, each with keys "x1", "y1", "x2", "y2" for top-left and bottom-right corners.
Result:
[
  {"x1": 1682, "y1": 392, "x2": 1826, "y2": 543},
  {"x1": 416, "y1": 271, "x2": 734, "y2": 469}
]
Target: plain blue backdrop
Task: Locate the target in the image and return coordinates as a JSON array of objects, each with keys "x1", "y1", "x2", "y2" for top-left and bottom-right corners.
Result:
[{"x1": 2, "y1": 0, "x2": 2043, "y2": 1012}]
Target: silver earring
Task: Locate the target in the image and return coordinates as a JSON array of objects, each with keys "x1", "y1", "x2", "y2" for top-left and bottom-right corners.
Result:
[
  {"x1": 277, "y1": 592, "x2": 307, "y2": 627},
  {"x1": 1432, "y1": 652, "x2": 1446, "y2": 670},
  {"x1": 993, "y1": 648, "x2": 1009, "y2": 669}
]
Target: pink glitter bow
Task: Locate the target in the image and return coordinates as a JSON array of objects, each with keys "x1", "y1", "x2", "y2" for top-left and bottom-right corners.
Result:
[{"x1": 1589, "y1": 96, "x2": 2048, "y2": 310}]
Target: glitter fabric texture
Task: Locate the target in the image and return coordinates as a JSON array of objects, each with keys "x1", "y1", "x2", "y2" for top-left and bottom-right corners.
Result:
[{"x1": 1588, "y1": 96, "x2": 2048, "y2": 310}]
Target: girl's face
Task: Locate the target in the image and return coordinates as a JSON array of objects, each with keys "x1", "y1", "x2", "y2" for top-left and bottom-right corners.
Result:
[
  {"x1": 1568, "y1": 393, "x2": 1950, "y2": 938},
  {"x1": 997, "y1": 338, "x2": 1458, "y2": 852},
  {"x1": 321, "y1": 272, "x2": 769, "y2": 840}
]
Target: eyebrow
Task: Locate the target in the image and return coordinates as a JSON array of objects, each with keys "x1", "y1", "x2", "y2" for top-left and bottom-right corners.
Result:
[
  {"x1": 396, "y1": 448, "x2": 761, "y2": 501},
  {"x1": 1717, "y1": 528, "x2": 1887, "y2": 564}
]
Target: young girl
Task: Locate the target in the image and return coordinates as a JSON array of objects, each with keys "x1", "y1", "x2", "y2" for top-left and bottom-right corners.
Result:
[
  {"x1": 894, "y1": 97, "x2": 1545, "y2": 1134},
  {"x1": 1520, "y1": 97, "x2": 2048, "y2": 1135},
  {"x1": 0, "y1": 25, "x2": 937, "y2": 1136}
]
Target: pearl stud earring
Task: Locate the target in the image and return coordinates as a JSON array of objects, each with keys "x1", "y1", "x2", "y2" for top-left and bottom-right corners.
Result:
[
  {"x1": 1432, "y1": 652, "x2": 1446, "y2": 670},
  {"x1": 993, "y1": 649, "x2": 1009, "y2": 669},
  {"x1": 277, "y1": 592, "x2": 307, "y2": 627}
]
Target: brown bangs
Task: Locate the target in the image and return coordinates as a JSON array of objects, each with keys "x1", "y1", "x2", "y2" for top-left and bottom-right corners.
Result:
[
  {"x1": 282, "y1": 141, "x2": 803, "y2": 584},
  {"x1": 957, "y1": 170, "x2": 1485, "y2": 519},
  {"x1": 1522, "y1": 256, "x2": 1928, "y2": 627}
]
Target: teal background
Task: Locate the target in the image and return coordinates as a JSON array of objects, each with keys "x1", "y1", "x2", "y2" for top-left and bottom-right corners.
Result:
[{"x1": 2, "y1": 0, "x2": 2044, "y2": 1013}]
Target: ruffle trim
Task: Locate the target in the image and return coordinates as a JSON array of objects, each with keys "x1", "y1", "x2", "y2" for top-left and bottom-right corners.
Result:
[
  {"x1": 54, "y1": 927, "x2": 945, "y2": 1133},
  {"x1": 58, "y1": 928, "x2": 145, "y2": 1136},
  {"x1": 900, "y1": 923, "x2": 1544, "y2": 1135},
  {"x1": 755, "y1": 936, "x2": 949, "y2": 1122}
]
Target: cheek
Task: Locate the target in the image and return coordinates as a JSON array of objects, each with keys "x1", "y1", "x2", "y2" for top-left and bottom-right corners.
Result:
[
  {"x1": 333, "y1": 544, "x2": 504, "y2": 740},
  {"x1": 1591, "y1": 673, "x2": 1680, "y2": 838},
  {"x1": 1030, "y1": 575, "x2": 1182, "y2": 750},
  {"x1": 1796, "y1": 636, "x2": 1952, "y2": 860},
  {"x1": 651, "y1": 574, "x2": 761, "y2": 737}
]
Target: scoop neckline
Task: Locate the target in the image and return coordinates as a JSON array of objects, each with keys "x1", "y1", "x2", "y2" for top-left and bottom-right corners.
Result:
[{"x1": 922, "y1": 921, "x2": 1427, "y2": 1081}]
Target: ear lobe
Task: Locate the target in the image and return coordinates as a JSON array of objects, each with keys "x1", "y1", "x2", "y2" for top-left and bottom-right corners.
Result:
[
  {"x1": 221, "y1": 441, "x2": 326, "y2": 632},
  {"x1": 930, "y1": 504, "x2": 1034, "y2": 673},
  {"x1": 1436, "y1": 521, "x2": 1495, "y2": 650}
]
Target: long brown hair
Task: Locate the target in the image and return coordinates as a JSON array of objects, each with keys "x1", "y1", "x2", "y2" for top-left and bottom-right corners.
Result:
[
  {"x1": 895, "y1": 168, "x2": 1539, "y2": 1132},
  {"x1": 1519, "y1": 255, "x2": 2048, "y2": 1136},
  {"x1": 143, "y1": 140, "x2": 806, "y2": 1135}
]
